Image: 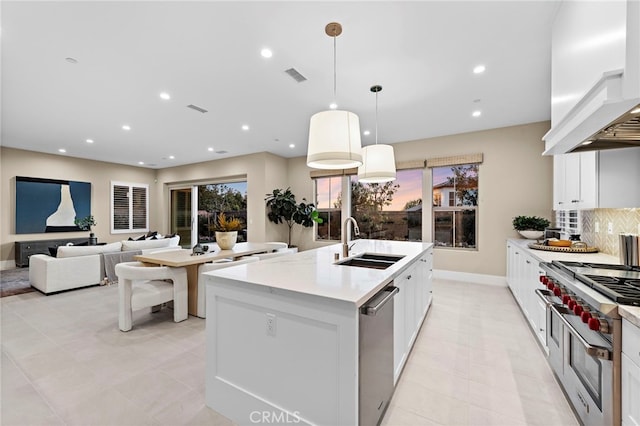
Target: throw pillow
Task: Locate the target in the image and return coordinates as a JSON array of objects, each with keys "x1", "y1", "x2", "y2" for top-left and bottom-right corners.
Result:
[
  {"x1": 146, "y1": 231, "x2": 158, "y2": 238},
  {"x1": 48, "y1": 247, "x2": 58, "y2": 257},
  {"x1": 136, "y1": 234, "x2": 146, "y2": 241}
]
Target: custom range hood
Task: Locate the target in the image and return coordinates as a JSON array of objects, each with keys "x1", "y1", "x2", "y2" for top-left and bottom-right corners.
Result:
[
  {"x1": 543, "y1": 0, "x2": 640, "y2": 155},
  {"x1": 543, "y1": 70, "x2": 640, "y2": 155}
]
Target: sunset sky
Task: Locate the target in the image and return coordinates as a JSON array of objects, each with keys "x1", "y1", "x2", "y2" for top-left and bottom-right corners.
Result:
[{"x1": 315, "y1": 169, "x2": 424, "y2": 211}]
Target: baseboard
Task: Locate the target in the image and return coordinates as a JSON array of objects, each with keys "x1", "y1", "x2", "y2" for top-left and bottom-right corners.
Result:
[
  {"x1": 433, "y1": 269, "x2": 507, "y2": 287},
  {"x1": 0, "y1": 260, "x2": 17, "y2": 271}
]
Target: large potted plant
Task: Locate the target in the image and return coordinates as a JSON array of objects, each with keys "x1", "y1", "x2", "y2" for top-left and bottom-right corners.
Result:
[
  {"x1": 214, "y1": 212, "x2": 244, "y2": 250},
  {"x1": 512, "y1": 215, "x2": 550, "y2": 240},
  {"x1": 265, "y1": 188, "x2": 323, "y2": 247}
]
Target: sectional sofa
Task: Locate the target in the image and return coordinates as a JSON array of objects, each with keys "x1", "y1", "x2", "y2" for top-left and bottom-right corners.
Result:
[{"x1": 28, "y1": 236, "x2": 180, "y2": 294}]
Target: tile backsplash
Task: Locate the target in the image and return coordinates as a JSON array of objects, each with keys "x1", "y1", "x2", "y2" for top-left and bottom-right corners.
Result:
[{"x1": 581, "y1": 208, "x2": 640, "y2": 258}]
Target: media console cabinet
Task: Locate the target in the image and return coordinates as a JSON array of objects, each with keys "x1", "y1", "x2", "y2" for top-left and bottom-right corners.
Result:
[{"x1": 15, "y1": 238, "x2": 90, "y2": 267}]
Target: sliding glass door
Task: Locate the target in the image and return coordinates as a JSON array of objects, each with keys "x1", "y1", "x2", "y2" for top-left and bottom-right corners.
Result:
[{"x1": 170, "y1": 181, "x2": 248, "y2": 248}]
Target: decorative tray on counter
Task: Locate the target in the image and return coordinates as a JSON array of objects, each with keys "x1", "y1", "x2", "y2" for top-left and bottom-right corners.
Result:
[{"x1": 528, "y1": 243, "x2": 599, "y2": 253}]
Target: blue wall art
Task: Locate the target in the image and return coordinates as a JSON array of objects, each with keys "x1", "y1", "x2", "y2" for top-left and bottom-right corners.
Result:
[{"x1": 15, "y1": 176, "x2": 92, "y2": 234}]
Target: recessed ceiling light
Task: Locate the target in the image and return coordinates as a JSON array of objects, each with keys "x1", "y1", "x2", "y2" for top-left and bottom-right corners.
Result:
[
  {"x1": 363, "y1": 130, "x2": 371, "y2": 136},
  {"x1": 473, "y1": 64, "x2": 486, "y2": 74},
  {"x1": 159, "y1": 92, "x2": 171, "y2": 100},
  {"x1": 138, "y1": 161, "x2": 144, "y2": 165},
  {"x1": 289, "y1": 144, "x2": 295, "y2": 148},
  {"x1": 85, "y1": 139, "x2": 94, "y2": 144},
  {"x1": 122, "y1": 125, "x2": 131, "y2": 131},
  {"x1": 65, "y1": 57, "x2": 78, "y2": 64},
  {"x1": 260, "y1": 48, "x2": 273, "y2": 58},
  {"x1": 168, "y1": 155, "x2": 175, "y2": 159},
  {"x1": 472, "y1": 110, "x2": 482, "y2": 117},
  {"x1": 208, "y1": 147, "x2": 214, "y2": 152},
  {"x1": 242, "y1": 124, "x2": 250, "y2": 131},
  {"x1": 329, "y1": 102, "x2": 338, "y2": 110},
  {"x1": 582, "y1": 140, "x2": 594, "y2": 146},
  {"x1": 58, "y1": 148, "x2": 66, "y2": 153}
]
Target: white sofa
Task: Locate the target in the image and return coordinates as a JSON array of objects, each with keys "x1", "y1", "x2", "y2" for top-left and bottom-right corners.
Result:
[{"x1": 29, "y1": 236, "x2": 180, "y2": 294}]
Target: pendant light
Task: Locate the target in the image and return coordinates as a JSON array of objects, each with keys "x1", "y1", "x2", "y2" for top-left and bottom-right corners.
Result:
[
  {"x1": 358, "y1": 85, "x2": 396, "y2": 183},
  {"x1": 307, "y1": 22, "x2": 363, "y2": 170}
]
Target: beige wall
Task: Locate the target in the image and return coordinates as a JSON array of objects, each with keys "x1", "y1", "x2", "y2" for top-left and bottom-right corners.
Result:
[
  {"x1": 153, "y1": 152, "x2": 289, "y2": 245},
  {"x1": 0, "y1": 147, "x2": 157, "y2": 268},
  {"x1": 1, "y1": 121, "x2": 552, "y2": 276},
  {"x1": 288, "y1": 121, "x2": 554, "y2": 276}
]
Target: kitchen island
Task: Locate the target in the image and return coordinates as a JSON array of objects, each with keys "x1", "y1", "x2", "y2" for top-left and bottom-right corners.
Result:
[{"x1": 203, "y1": 239, "x2": 433, "y2": 426}]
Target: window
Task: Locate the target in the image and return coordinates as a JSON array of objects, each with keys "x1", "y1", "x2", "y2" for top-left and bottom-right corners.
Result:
[
  {"x1": 314, "y1": 169, "x2": 423, "y2": 242},
  {"x1": 350, "y1": 169, "x2": 423, "y2": 241},
  {"x1": 111, "y1": 182, "x2": 149, "y2": 233},
  {"x1": 432, "y1": 164, "x2": 478, "y2": 249},
  {"x1": 315, "y1": 176, "x2": 342, "y2": 241}
]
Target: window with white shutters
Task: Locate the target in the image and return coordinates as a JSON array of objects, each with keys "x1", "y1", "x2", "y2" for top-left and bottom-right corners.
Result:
[{"x1": 111, "y1": 182, "x2": 149, "y2": 233}]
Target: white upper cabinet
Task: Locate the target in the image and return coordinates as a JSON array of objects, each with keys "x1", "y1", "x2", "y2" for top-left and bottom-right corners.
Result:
[
  {"x1": 544, "y1": 0, "x2": 640, "y2": 154},
  {"x1": 554, "y1": 151, "x2": 598, "y2": 210}
]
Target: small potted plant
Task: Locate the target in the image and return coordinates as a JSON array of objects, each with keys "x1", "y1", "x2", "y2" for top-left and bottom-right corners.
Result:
[
  {"x1": 74, "y1": 215, "x2": 97, "y2": 245},
  {"x1": 512, "y1": 215, "x2": 550, "y2": 240},
  {"x1": 214, "y1": 212, "x2": 244, "y2": 250}
]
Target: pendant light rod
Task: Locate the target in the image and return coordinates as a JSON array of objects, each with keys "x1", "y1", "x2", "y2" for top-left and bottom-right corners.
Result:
[
  {"x1": 326, "y1": 22, "x2": 342, "y2": 104},
  {"x1": 371, "y1": 85, "x2": 382, "y2": 145}
]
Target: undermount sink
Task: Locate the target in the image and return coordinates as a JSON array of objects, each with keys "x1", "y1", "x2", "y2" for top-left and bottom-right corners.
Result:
[{"x1": 336, "y1": 253, "x2": 405, "y2": 270}]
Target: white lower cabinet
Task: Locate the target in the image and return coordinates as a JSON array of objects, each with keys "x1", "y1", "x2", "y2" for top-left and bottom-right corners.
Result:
[
  {"x1": 622, "y1": 319, "x2": 640, "y2": 426},
  {"x1": 506, "y1": 241, "x2": 547, "y2": 350},
  {"x1": 394, "y1": 248, "x2": 433, "y2": 384}
]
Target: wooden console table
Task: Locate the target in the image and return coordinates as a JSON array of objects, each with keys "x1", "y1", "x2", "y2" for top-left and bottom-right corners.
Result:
[{"x1": 15, "y1": 238, "x2": 90, "y2": 267}]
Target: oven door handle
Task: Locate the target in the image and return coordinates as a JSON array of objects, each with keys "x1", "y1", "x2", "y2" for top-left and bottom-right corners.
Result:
[
  {"x1": 550, "y1": 304, "x2": 612, "y2": 361},
  {"x1": 535, "y1": 288, "x2": 553, "y2": 306}
]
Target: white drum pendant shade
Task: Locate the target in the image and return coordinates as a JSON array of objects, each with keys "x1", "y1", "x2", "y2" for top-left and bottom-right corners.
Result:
[
  {"x1": 307, "y1": 110, "x2": 363, "y2": 169},
  {"x1": 358, "y1": 144, "x2": 396, "y2": 183}
]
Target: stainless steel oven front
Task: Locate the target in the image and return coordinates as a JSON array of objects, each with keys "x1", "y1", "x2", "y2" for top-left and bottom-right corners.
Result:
[{"x1": 552, "y1": 304, "x2": 615, "y2": 426}]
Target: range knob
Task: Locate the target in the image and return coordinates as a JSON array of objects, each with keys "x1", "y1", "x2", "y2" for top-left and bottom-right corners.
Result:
[
  {"x1": 581, "y1": 311, "x2": 592, "y2": 323},
  {"x1": 562, "y1": 295, "x2": 571, "y2": 305},
  {"x1": 588, "y1": 317, "x2": 610, "y2": 333},
  {"x1": 568, "y1": 299, "x2": 577, "y2": 310},
  {"x1": 553, "y1": 287, "x2": 562, "y2": 297},
  {"x1": 540, "y1": 276, "x2": 547, "y2": 284},
  {"x1": 573, "y1": 304, "x2": 584, "y2": 315}
]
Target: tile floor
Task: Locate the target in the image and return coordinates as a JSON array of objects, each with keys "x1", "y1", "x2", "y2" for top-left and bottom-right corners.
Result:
[{"x1": 1, "y1": 278, "x2": 578, "y2": 426}]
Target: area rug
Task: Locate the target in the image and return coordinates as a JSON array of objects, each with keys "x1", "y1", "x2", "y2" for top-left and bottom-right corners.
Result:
[{"x1": 0, "y1": 268, "x2": 35, "y2": 297}]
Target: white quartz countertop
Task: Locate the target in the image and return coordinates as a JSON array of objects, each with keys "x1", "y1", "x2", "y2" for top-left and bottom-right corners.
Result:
[
  {"x1": 507, "y1": 238, "x2": 620, "y2": 264},
  {"x1": 204, "y1": 239, "x2": 432, "y2": 307},
  {"x1": 509, "y1": 238, "x2": 640, "y2": 325},
  {"x1": 620, "y1": 305, "x2": 640, "y2": 328}
]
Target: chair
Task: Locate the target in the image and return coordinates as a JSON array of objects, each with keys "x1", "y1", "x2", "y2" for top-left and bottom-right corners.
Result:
[
  {"x1": 254, "y1": 248, "x2": 297, "y2": 260},
  {"x1": 197, "y1": 256, "x2": 260, "y2": 318},
  {"x1": 115, "y1": 261, "x2": 188, "y2": 331}
]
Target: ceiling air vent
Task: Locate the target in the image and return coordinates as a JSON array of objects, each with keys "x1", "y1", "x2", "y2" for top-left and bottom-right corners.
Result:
[
  {"x1": 187, "y1": 104, "x2": 208, "y2": 113},
  {"x1": 285, "y1": 68, "x2": 307, "y2": 83}
]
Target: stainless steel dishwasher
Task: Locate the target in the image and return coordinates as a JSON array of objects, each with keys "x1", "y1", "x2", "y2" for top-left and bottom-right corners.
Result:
[{"x1": 359, "y1": 284, "x2": 399, "y2": 426}]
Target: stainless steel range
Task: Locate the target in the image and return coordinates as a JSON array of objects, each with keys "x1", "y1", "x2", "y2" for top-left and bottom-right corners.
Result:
[{"x1": 538, "y1": 261, "x2": 640, "y2": 426}]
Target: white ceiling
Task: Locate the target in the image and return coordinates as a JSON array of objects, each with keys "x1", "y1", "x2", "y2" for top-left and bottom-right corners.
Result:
[{"x1": 1, "y1": 1, "x2": 560, "y2": 169}]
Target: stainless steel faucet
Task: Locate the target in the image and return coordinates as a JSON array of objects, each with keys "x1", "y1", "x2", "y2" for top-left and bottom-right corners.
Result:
[{"x1": 342, "y1": 216, "x2": 360, "y2": 257}]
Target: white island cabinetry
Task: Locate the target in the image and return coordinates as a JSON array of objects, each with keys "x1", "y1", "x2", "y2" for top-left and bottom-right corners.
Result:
[
  {"x1": 394, "y1": 249, "x2": 433, "y2": 383},
  {"x1": 204, "y1": 240, "x2": 432, "y2": 426}
]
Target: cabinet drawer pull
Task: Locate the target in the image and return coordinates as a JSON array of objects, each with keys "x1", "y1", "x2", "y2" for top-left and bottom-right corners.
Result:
[
  {"x1": 526, "y1": 260, "x2": 531, "y2": 264},
  {"x1": 407, "y1": 275, "x2": 412, "y2": 280}
]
